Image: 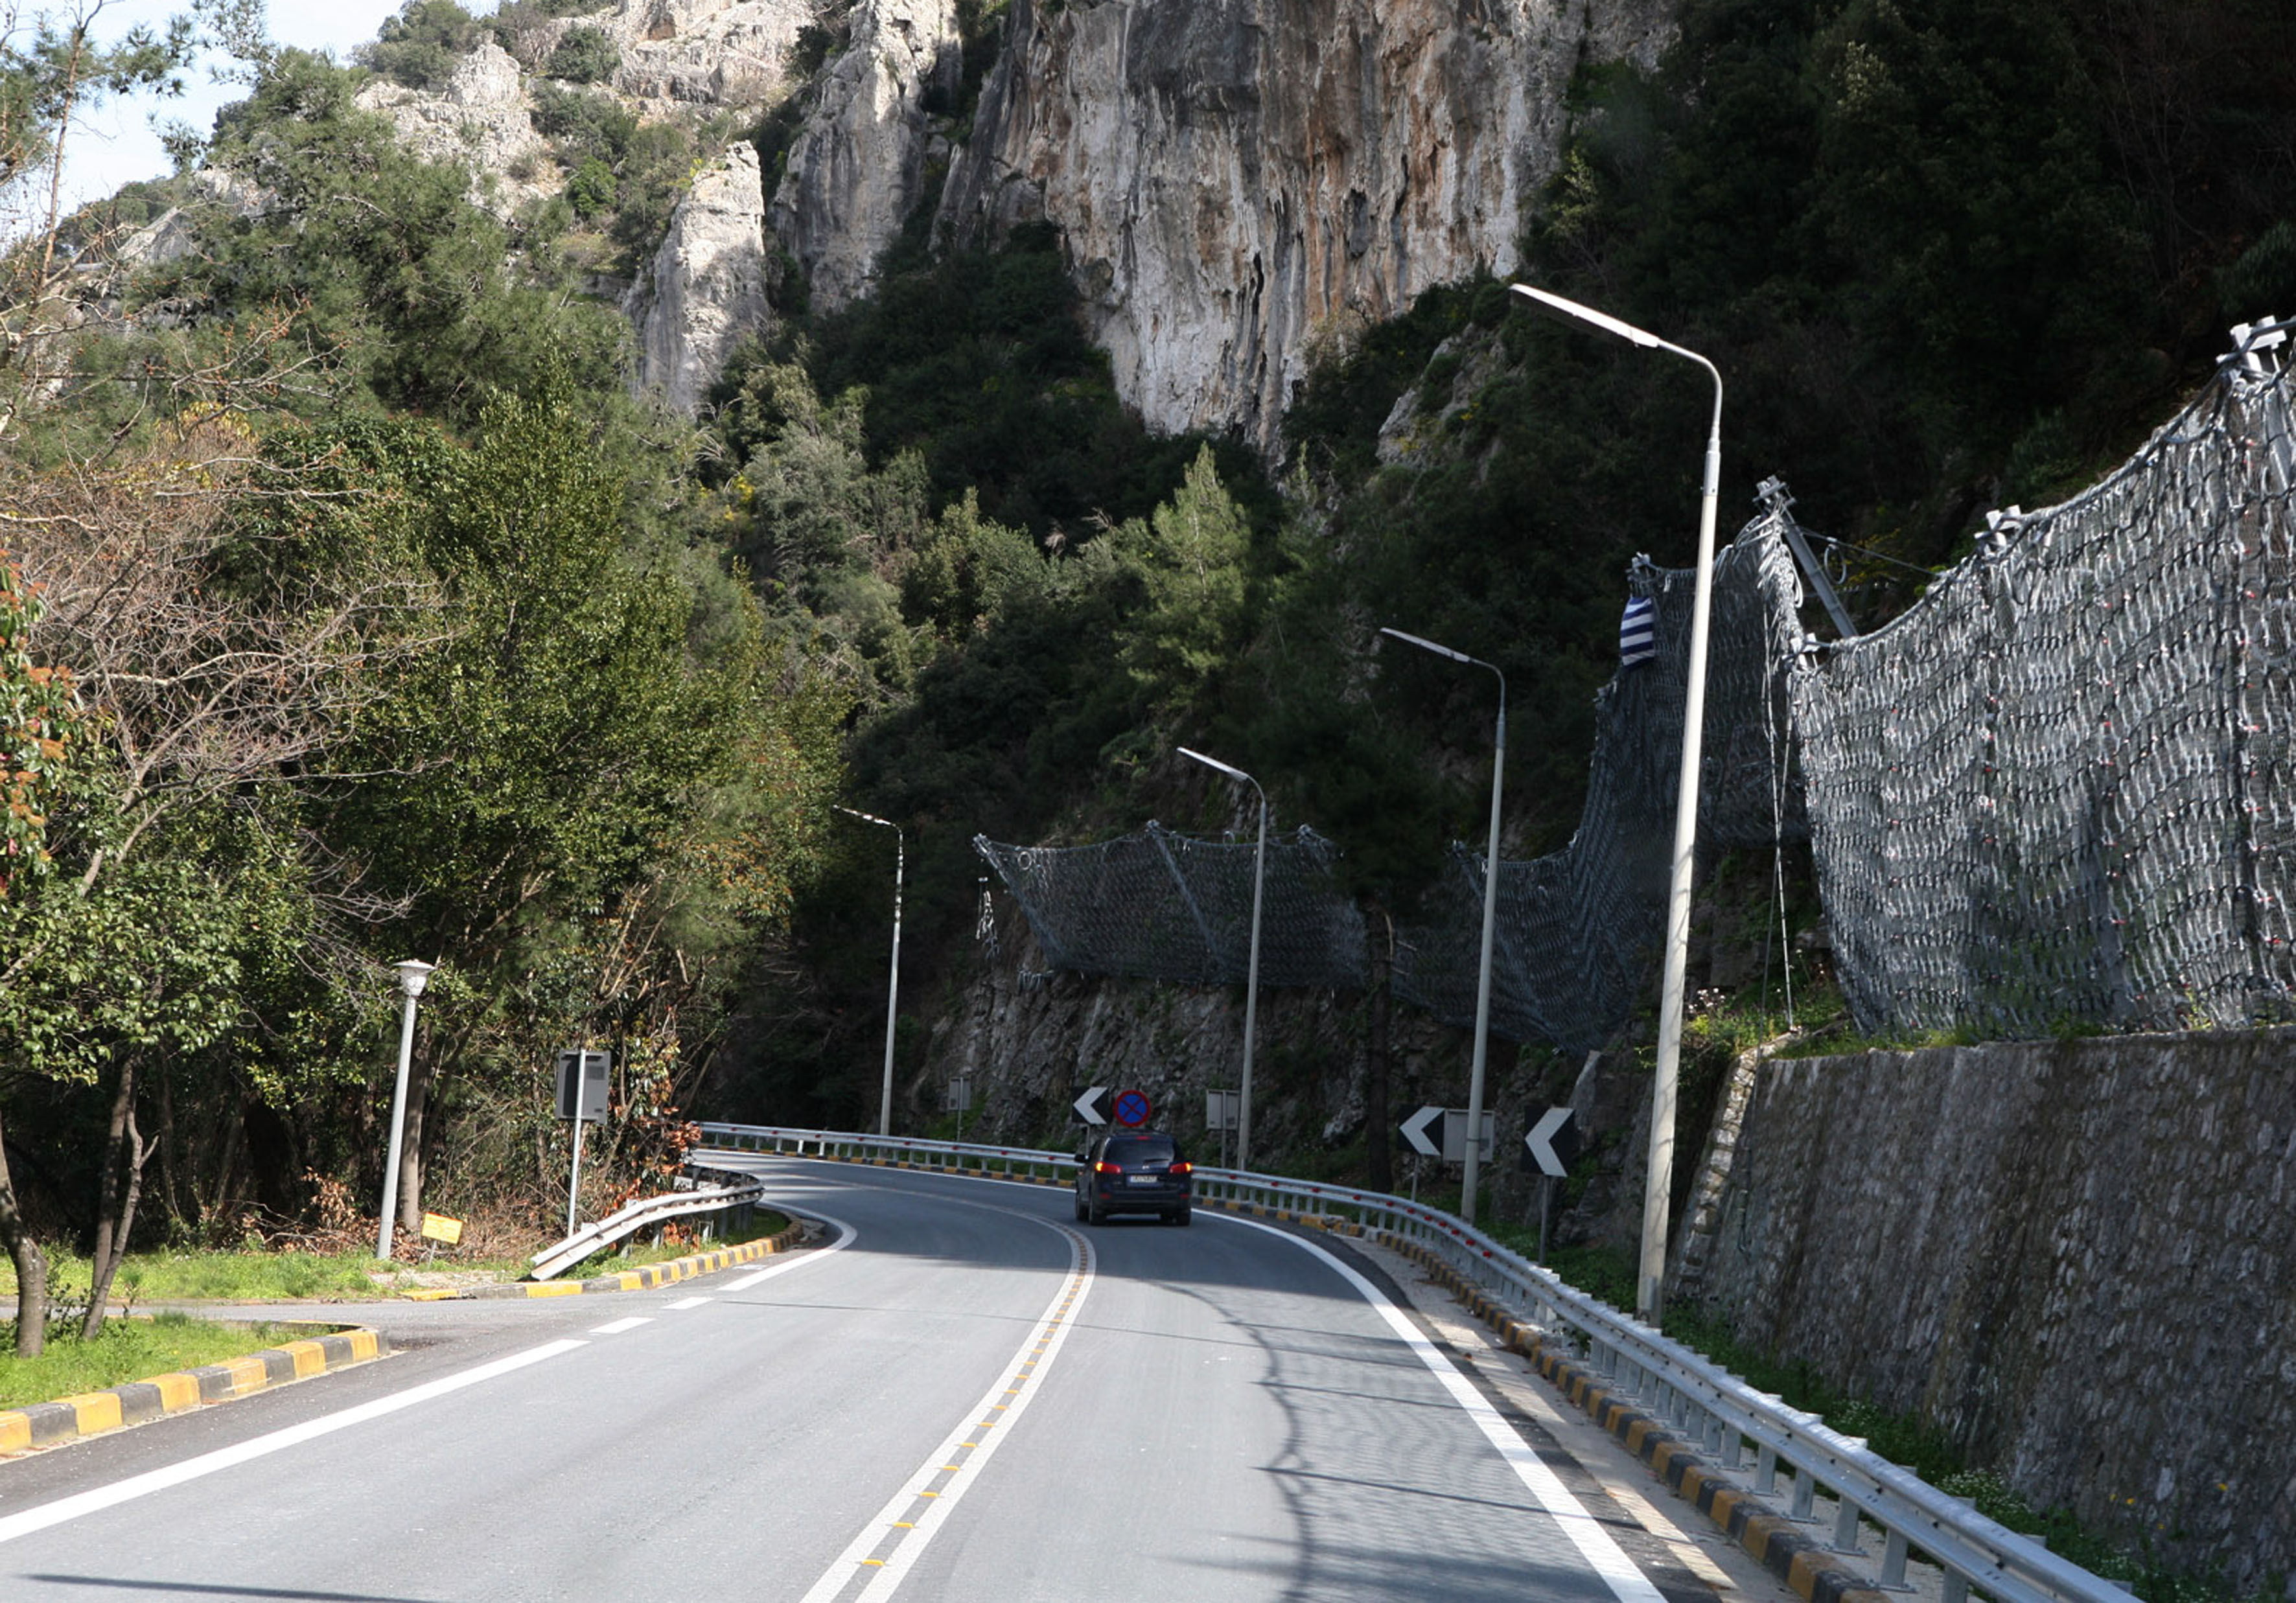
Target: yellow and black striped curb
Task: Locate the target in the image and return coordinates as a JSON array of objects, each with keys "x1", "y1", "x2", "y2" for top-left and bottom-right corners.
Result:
[
  {"x1": 442, "y1": 1215, "x2": 809, "y2": 1300},
  {"x1": 0, "y1": 1326, "x2": 388, "y2": 1455},
  {"x1": 1382, "y1": 1236, "x2": 1892, "y2": 1603}
]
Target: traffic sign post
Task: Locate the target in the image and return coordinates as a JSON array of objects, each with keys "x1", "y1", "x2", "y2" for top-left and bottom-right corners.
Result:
[
  {"x1": 554, "y1": 1048, "x2": 610, "y2": 1238},
  {"x1": 1205, "y1": 1089, "x2": 1238, "y2": 1168},
  {"x1": 1400, "y1": 1104, "x2": 1495, "y2": 1205},
  {"x1": 1520, "y1": 1107, "x2": 1580, "y2": 1263}
]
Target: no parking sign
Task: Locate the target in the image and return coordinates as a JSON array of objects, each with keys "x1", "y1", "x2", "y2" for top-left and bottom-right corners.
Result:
[{"x1": 1113, "y1": 1089, "x2": 1152, "y2": 1127}]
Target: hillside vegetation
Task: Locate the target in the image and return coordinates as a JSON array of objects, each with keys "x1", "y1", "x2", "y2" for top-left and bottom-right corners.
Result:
[{"x1": 0, "y1": 0, "x2": 2289, "y2": 1355}]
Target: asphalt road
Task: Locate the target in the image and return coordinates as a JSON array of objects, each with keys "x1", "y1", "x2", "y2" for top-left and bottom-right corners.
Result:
[{"x1": 0, "y1": 1155, "x2": 1740, "y2": 1602}]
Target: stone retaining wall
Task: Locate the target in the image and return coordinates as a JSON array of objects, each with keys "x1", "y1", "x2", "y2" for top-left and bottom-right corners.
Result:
[{"x1": 1682, "y1": 1030, "x2": 2296, "y2": 1595}]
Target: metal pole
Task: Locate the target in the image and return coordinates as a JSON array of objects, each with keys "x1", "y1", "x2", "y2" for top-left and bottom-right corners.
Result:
[
  {"x1": 1240, "y1": 784, "x2": 1266, "y2": 1172},
  {"x1": 566, "y1": 1114, "x2": 586, "y2": 1238},
  {"x1": 835, "y1": 807, "x2": 904, "y2": 1138},
  {"x1": 1461, "y1": 674, "x2": 1505, "y2": 1227},
  {"x1": 1506, "y1": 282, "x2": 1721, "y2": 1326},
  {"x1": 376, "y1": 987, "x2": 418, "y2": 1262},
  {"x1": 1375, "y1": 630, "x2": 1504, "y2": 1227},
  {"x1": 1641, "y1": 374, "x2": 1722, "y2": 1325},
  {"x1": 1177, "y1": 748, "x2": 1268, "y2": 1173},
  {"x1": 880, "y1": 829, "x2": 903, "y2": 1137}
]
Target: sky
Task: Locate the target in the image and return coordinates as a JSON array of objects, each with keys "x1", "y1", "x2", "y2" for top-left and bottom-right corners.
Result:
[{"x1": 51, "y1": 1, "x2": 462, "y2": 211}]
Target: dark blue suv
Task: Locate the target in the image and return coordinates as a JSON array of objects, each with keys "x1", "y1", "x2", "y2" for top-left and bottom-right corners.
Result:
[{"x1": 1074, "y1": 1131, "x2": 1193, "y2": 1226}]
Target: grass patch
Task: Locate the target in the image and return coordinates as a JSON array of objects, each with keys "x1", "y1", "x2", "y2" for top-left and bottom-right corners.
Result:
[
  {"x1": 0, "y1": 1312, "x2": 301, "y2": 1409},
  {"x1": 0, "y1": 1250, "x2": 388, "y2": 1304}
]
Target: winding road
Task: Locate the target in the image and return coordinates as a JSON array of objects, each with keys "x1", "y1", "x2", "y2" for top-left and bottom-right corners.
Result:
[{"x1": 0, "y1": 1153, "x2": 1782, "y2": 1602}]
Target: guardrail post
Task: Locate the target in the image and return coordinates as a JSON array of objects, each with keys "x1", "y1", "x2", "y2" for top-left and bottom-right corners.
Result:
[
  {"x1": 1755, "y1": 1443, "x2": 1777, "y2": 1495},
  {"x1": 1881, "y1": 1527, "x2": 1908, "y2": 1587},
  {"x1": 1790, "y1": 1468, "x2": 1817, "y2": 1521},
  {"x1": 1831, "y1": 1492, "x2": 1861, "y2": 1551}
]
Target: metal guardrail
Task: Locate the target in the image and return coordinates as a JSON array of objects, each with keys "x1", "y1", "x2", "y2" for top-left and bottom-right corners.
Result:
[
  {"x1": 528, "y1": 1170, "x2": 767, "y2": 1281},
  {"x1": 693, "y1": 1121, "x2": 2134, "y2": 1603}
]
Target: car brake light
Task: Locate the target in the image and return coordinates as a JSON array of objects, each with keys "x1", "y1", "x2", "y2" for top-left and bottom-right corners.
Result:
[
  {"x1": 1095, "y1": 1160, "x2": 1122, "y2": 1173},
  {"x1": 1169, "y1": 1161, "x2": 1192, "y2": 1175}
]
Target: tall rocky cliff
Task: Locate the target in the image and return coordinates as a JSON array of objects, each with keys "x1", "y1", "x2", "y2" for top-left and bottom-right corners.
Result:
[
  {"x1": 936, "y1": 0, "x2": 1673, "y2": 446},
  {"x1": 353, "y1": 0, "x2": 1673, "y2": 437}
]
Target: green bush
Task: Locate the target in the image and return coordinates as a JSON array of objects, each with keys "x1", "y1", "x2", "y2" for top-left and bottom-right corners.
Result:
[
  {"x1": 566, "y1": 154, "x2": 616, "y2": 218},
  {"x1": 544, "y1": 24, "x2": 618, "y2": 84},
  {"x1": 356, "y1": 0, "x2": 481, "y2": 91}
]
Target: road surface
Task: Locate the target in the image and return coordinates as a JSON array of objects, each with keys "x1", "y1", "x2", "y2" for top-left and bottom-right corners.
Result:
[{"x1": 0, "y1": 1153, "x2": 1767, "y2": 1602}]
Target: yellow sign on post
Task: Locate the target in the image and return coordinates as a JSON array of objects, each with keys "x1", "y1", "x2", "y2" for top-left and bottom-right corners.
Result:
[{"x1": 418, "y1": 1213, "x2": 463, "y2": 1245}]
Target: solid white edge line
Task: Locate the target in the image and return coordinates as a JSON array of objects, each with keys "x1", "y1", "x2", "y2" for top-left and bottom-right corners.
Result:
[
  {"x1": 0, "y1": 1201, "x2": 858, "y2": 1548},
  {"x1": 1223, "y1": 1215, "x2": 1670, "y2": 1603},
  {"x1": 0, "y1": 1339, "x2": 590, "y2": 1547},
  {"x1": 795, "y1": 1217, "x2": 1093, "y2": 1603},
  {"x1": 721, "y1": 1210, "x2": 856, "y2": 1291}
]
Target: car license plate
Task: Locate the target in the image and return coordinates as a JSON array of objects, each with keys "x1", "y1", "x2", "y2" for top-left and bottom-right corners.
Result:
[{"x1": 1127, "y1": 1174, "x2": 1157, "y2": 1186}]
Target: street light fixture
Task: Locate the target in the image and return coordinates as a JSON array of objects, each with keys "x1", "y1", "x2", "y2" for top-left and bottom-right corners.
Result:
[
  {"x1": 1511, "y1": 281, "x2": 1723, "y2": 1325},
  {"x1": 376, "y1": 958, "x2": 435, "y2": 1262},
  {"x1": 1177, "y1": 746, "x2": 1266, "y2": 1172},
  {"x1": 836, "y1": 806, "x2": 904, "y2": 1137},
  {"x1": 1378, "y1": 628, "x2": 1505, "y2": 1228}
]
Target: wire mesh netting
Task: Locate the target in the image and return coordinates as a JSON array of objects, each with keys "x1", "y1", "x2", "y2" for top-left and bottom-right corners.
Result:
[
  {"x1": 1389, "y1": 531, "x2": 1807, "y2": 1048},
  {"x1": 1791, "y1": 331, "x2": 2296, "y2": 1035},
  {"x1": 973, "y1": 824, "x2": 1369, "y2": 989},
  {"x1": 975, "y1": 325, "x2": 2296, "y2": 1050},
  {"x1": 973, "y1": 524, "x2": 1808, "y2": 1052}
]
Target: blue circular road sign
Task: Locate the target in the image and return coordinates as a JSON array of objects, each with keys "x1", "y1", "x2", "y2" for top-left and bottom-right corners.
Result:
[{"x1": 1113, "y1": 1089, "x2": 1152, "y2": 1127}]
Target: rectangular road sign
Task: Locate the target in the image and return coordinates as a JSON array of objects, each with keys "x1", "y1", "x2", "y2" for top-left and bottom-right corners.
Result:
[
  {"x1": 1206, "y1": 1089, "x2": 1240, "y2": 1132},
  {"x1": 554, "y1": 1049, "x2": 610, "y2": 1123},
  {"x1": 419, "y1": 1212, "x2": 463, "y2": 1245}
]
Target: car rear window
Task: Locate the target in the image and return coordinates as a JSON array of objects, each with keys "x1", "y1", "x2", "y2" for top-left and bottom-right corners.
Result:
[{"x1": 1106, "y1": 1137, "x2": 1177, "y2": 1164}]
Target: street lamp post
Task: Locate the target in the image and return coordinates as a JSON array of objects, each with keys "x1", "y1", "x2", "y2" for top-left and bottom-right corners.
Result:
[
  {"x1": 836, "y1": 806, "x2": 904, "y2": 1137},
  {"x1": 1511, "y1": 281, "x2": 1722, "y2": 1325},
  {"x1": 1378, "y1": 629, "x2": 1505, "y2": 1227},
  {"x1": 376, "y1": 958, "x2": 435, "y2": 1262},
  {"x1": 1177, "y1": 747, "x2": 1266, "y2": 1172}
]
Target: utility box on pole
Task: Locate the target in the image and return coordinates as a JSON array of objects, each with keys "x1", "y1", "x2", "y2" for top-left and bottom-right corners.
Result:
[
  {"x1": 555, "y1": 1050, "x2": 610, "y2": 1123},
  {"x1": 553, "y1": 1048, "x2": 611, "y2": 1239}
]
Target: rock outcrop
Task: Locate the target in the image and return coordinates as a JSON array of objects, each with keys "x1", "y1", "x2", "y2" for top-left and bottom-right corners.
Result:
[
  {"x1": 354, "y1": 38, "x2": 553, "y2": 216},
  {"x1": 938, "y1": 0, "x2": 1673, "y2": 449},
  {"x1": 627, "y1": 143, "x2": 772, "y2": 415},
  {"x1": 768, "y1": 0, "x2": 962, "y2": 313}
]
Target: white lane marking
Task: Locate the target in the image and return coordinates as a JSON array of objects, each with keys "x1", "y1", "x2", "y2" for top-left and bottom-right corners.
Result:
[
  {"x1": 796, "y1": 1217, "x2": 1093, "y2": 1603},
  {"x1": 721, "y1": 1212, "x2": 855, "y2": 1291},
  {"x1": 664, "y1": 1296, "x2": 711, "y2": 1310},
  {"x1": 0, "y1": 1202, "x2": 854, "y2": 1547},
  {"x1": 0, "y1": 1339, "x2": 589, "y2": 1546},
  {"x1": 588, "y1": 1317, "x2": 653, "y2": 1335},
  {"x1": 1225, "y1": 1216, "x2": 1669, "y2": 1603}
]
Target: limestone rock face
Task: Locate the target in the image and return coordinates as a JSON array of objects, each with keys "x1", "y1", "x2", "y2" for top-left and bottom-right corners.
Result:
[
  {"x1": 938, "y1": 0, "x2": 1673, "y2": 448},
  {"x1": 488, "y1": 0, "x2": 817, "y2": 111},
  {"x1": 354, "y1": 38, "x2": 553, "y2": 216},
  {"x1": 768, "y1": 0, "x2": 961, "y2": 313},
  {"x1": 627, "y1": 144, "x2": 772, "y2": 415}
]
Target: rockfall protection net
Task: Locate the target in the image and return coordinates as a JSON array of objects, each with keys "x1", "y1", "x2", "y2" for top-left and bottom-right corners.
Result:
[
  {"x1": 975, "y1": 325, "x2": 2296, "y2": 1048},
  {"x1": 1791, "y1": 325, "x2": 2296, "y2": 1035},
  {"x1": 972, "y1": 524, "x2": 1809, "y2": 1052},
  {"x1": 973, "y1": 823, "x2": 1369, "y2": 990},
  {"x1": 1387, "y1": 530, "x2": 1807, "y2": 1048}
]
